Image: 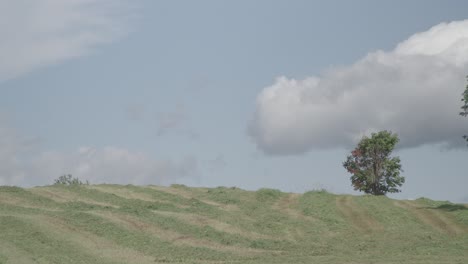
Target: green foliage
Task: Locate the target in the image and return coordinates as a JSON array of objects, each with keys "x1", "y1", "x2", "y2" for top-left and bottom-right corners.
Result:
[
  {"x1": 343, "y1": 130, "x2": 404, "y2": 195},
  {"x1": 255, "y1": 188, "x2": 282, "y2": 202},
  {"x1": 53, "y1": 174, "x2": 89, "y2": 186},
  {"x1": 461, "y1": 75, "x2": 468, "y2": 143},
  {"x1": 306, "y1": 188, "x2": 329, "y2": 194},
  {"x1": 170, "y1": 184, "x2": 187, "y2": 188}
]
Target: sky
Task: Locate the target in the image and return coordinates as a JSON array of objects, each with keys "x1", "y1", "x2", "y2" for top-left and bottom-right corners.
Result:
[{"x1": 1, "y1": 0, "x2": 468, "y2": 202}]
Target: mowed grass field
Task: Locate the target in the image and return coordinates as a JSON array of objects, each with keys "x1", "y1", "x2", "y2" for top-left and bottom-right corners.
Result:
[{"x1": 0, "y1": 184, "x2": 467, "y2": 264}]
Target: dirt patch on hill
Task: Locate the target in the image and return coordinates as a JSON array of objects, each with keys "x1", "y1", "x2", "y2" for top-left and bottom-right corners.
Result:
[
  {"x1": 90, "y1": 211, "x2": 275, "y2": 255},
  {"x1": 88, "y1": 186, "x2": 159, "y2": 203},
  {"x1": 24, "y1": 214, "x2": 158, "y2": 264},
  {"x1": 152, "y1": 210, "x2": 277, "y2": 241},
  {"x1": 0, "y1": 240, "x2": 37, "y2": 264},
  {"x1": 148, "y1": 186, "x2": 239, "y2": 211},
  {"x1": 29, "y1": 188, "x2": 117, "y2": 208},
  {"x1": 0, "y1": 193, "x2": 53, "y2": 211},
  {"x1": 336, "y1": 196, "x2": 383, "y2": 232},
  {"x1": 272, "y1": 193, "x2": 319, "y2": 241},
  {"x1": 395, "y1": 201, "x2": 467, "y2": 235},
  {"x1": 274, "y1": 193, "x2": 316, "y2": 221}
]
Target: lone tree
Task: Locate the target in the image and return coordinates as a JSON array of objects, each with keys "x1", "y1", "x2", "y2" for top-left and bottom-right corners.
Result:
[
  {"x1": 343, "y1": 130, "x2": 404, "y2": 195},
  {"x1": 461, "y1": 75, "x2": 468, "y2": 143}
]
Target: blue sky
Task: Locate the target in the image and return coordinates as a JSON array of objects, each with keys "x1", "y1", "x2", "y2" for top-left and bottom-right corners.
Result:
[{"x1": 0, "y1": 0, "x2": 467, "y2": 202}]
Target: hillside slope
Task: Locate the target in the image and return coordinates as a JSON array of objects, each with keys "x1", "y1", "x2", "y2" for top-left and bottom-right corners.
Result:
[{"x1": 0, "y1": 184, "x2": 467, "y2": 264}]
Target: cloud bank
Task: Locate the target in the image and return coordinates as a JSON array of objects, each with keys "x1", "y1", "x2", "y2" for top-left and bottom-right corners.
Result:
[
  {"x1": 29, "y1": 147, "x2": 198, "y2": 186},
  {"x1": 0, "y1": 0, "x2": 134, "y2": 82},
  {"x1": 0, "y1": 121, "x2": 198, "y2": 187},
  {"x1": 249, "y1": 20, "x2": 468, "y2": 155}
]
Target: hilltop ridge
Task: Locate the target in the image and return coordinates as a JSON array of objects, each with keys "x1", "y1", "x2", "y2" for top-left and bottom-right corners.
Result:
[{"x1": 0, "y1": 184, "x2": 467, "y2": 263}]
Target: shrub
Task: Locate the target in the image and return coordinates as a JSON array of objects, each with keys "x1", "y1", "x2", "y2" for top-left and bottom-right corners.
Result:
[
  {"x1": 53, "y1": 174, "x2": 89, "y2": 186},
  {"x1": 255, "y1": 188, "x2": 282, "y2": 202}
]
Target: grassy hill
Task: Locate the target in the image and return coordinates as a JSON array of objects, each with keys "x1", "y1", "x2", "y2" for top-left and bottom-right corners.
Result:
[{"x1": 0, "y1": 184, "x2": 467, "y2": 264}]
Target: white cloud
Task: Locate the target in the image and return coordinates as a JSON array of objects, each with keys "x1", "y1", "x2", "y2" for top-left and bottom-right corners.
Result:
[
  {"x1": 0, "y1": 0, "x2": 135, "y2": 81},
  {"x1": 0, "y1": 120, "x2": 198, "y2": 187},
  {"x1": 29, "y1": 147, "x2": 198, "y2": 186},
  {"x1": 249, "y1": 20, "x2": 468, "y2": 155}
]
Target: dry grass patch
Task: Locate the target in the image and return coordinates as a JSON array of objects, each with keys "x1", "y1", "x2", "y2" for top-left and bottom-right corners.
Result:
[
  {"x1": 152, "y1": 210, "x2": 278, "y2": 241},
  {"x1": 148, "y1": 186, "x2": 239, "y2": 211},
  {"x1": 336, "y1": 196, "x2": 383, "y2": 232},
  {"x1": 89, "y1": 211, "x2": 274, "y2": 255},
  {"x1": 30, "y1": 188, "x2": 117, "y2": 208},
  {"x1": 0, "y1": 191, "x2": 62, "y2": 212},
  {"x1": 22, "y1": 214, "x2": 157, "y2": 264},
  {"x1": 0, "y1": 240, "x2": 37, "y2": 264},
  {"x1": 0, "y1": 193, "x2": 49, "y2": 211},
  {"x1": 274, "y1": 193, "x2": 317, "y2": 222},
  {"x1": 87, "y1": 185, "x2": 158, "y2": 202},
  {"x1": 395, "y1": 201, "x2": 467, "y2": 235}
]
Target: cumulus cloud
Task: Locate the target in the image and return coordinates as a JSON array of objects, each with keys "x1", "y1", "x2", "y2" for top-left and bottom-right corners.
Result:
[
  {"x1": 29, "y1": 147, "x2": 198, "y2": 186},
  {"x1": 0, "y1": 120, "x2": 198, "y2": 187},
  {"x1": 249, "y1": 20, "x2": 468, "y2": 155},
  {"x1": 0, "y1": 0, "x2": 135, "y2": 82}
]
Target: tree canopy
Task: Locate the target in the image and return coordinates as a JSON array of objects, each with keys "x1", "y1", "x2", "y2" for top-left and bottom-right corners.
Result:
[{"x1": 343, "y1": 130, "x2": 404, "y2": 195}]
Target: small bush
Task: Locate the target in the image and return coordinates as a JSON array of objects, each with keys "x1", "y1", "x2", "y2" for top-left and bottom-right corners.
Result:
[
  {"x1": 305, "y1": 188, "x2": 329, "y2": 194},
  {"x1": 255, "y1": 188, "x2": 282, "y2": 202},
  {"x1": 170, "y1": 184, "x2": 187, "y2": 188},
  {"x1": 53, "y1": 174, "x2": 89, "y2": 186}
]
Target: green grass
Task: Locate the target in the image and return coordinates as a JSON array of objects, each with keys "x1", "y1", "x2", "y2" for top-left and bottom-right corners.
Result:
[{"x1": 0, "y1": 184, "x2": 467, "y2": 263}]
